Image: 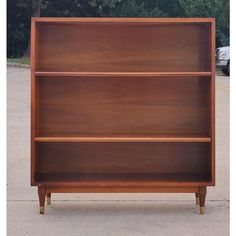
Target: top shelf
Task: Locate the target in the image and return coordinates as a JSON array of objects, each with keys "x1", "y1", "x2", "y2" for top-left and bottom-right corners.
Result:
[{"x1": 35, "y1": 71, "x2": 212, "y2": 77}]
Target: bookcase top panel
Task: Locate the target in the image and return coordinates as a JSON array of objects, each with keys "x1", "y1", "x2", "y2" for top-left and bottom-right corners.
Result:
[
  {"x1": 33, "y1": 18, "x2": 213, "y2": 72},
  {"x1": 32, "y1": 17, "x2": 215, "y2": 23}
]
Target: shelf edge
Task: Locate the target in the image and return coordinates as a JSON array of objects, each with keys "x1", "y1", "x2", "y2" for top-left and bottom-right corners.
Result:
[
  {"x1": 35, "y1": 71, "x2": 212, "y2": 77},
  {"x1": 34, "y1": 137, "x2": 211, "y2": 143},
  {"x1": 32, "y1": 17, "x2": 215, "y2": 23}
]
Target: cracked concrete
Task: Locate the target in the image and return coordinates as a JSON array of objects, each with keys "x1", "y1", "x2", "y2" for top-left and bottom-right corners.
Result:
[{"x1": 7, "y1": 67, "x2": 229, "y2": 236}]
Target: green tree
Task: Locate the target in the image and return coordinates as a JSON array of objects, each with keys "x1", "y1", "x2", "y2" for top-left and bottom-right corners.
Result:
[
  {"x1": 179, "y1": 0, "x2": 229, "y2": 47},
  {"x1": 7, "y1": 0, "x2": 31, "y2": 57},
  {"x1": 109, "y1": 0, "x2": 167, "y2": 17},
  {"x1": 42, "y1": 0, "x2": 120, "y2": 17},
  {"x1": 7, "y1": 0, "x2": 45, "y2": 57},
  {"x1": 141, "y1": 0, "x2": 183, "y2": 17},
  {"x1": 7, "y1": 0, "x2": 229, "y2": 57}
]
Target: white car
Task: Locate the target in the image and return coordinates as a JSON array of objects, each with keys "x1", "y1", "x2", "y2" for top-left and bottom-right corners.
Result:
[{"x1": 216, "y1": 46, "x2": 230, "y2": 76}]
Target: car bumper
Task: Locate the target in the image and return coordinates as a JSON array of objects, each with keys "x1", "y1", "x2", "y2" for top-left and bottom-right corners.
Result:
[{"x1": 216, "y1": 60, "x2": 228, "y2": 69}]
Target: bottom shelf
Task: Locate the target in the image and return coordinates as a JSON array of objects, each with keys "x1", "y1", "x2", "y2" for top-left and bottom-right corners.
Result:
[{"x1": 36, "y1": 173, "x2": 211, "y2": 187}]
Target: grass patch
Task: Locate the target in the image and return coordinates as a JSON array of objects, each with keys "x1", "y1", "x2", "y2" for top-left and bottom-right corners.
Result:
[{"x1": 7, "y1": 57, "x2": 30, "y2": 65}]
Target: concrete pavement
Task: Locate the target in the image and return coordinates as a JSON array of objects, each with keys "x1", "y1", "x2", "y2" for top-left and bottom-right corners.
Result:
[{"x1": 7, "y1": 67, "x2": 229, "y2": 236}]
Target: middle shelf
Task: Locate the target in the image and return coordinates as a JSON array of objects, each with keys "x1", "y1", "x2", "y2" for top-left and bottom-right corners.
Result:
[
  {"x1": 34, "y1": 134, "x2": 211, "y2": 143},
  {"x1": 35, "y1": 71, "x2": 212, "y2": 77}
]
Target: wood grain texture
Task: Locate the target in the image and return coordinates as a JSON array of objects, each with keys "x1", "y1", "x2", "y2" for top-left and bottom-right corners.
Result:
[
  {"x1": 37, "y1": 173, "x2": 211, "y2": 187},
  {"x1": 35, "y1": 72, "x2": 212, "y2": 77},
  {"x1": 34, "y1": 134, "x2": 211, "y2": 143},
  {"x1": 31, "y1": 18, "x2": 215, "y2": 205},
  {"x1": 210, "y1": 20, "x2": 216, "y2": 185},
  {"x1": 32, "y1": 17, "x2": 215, "y2": 23},
  {"x1": 45, "y1": 186, "x2": 199, "y2": 193},
  {"x1": 37, "y1": 76, "x2": 210, "y2": 137},
  {"x1": 35, "y1": 142, "x2": 211, "y2": 186},
  {"x1": 30, "y1": 20, "x2": 36, "y2": 184},
  {"x1": 36, "y1": 23, "x2": 211, "y2": 72}
]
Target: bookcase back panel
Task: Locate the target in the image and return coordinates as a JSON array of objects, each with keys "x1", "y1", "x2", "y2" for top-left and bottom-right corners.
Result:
[
  {"x1": 37, "y1": 76, "x2": 210, "y2": 136},
  {"x1": 36, "y1": 142, "x2": 211, "y2": 180},
  {"x1": 36, "y1": 23, "x2": 211, "y2": 72}
]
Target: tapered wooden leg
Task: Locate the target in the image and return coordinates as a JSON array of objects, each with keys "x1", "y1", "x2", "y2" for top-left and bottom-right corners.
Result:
[
  {"x1": 198, "y1": 187, "x2": 207, "y2": 215},
  {"x1": 195, "y1": 193, "x2": 199, "y2": 205},
  {"x1": 38, "y1": 187, "x2": 46, "y2": 214},
  {"x1": 47, "y1": 193, "x2": 51, "y2": 205}
]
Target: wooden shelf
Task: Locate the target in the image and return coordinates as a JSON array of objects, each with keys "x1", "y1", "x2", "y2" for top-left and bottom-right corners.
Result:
[
  {"x1": 36, "y1": 173, "x2": 212, "y2": 187},
  {"x1": 35, "y1": 134, "x2": 211, "y2": 143},
  {"x1": 31, "y1": 18, "x2": 215, "y2": 213},
  {"x1": 35, "y1": 71, "x2": 212, "y2": 77}
]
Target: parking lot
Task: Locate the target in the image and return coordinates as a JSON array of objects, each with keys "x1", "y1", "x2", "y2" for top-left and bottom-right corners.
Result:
[{"x1": 7, "y1": 66, "x2": 229, "y2": 236}]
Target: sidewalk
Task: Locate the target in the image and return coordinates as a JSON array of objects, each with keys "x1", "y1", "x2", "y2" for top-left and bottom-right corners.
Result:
[{"x1": 7, "y1": 66, "x2": 229, "y2": 236}]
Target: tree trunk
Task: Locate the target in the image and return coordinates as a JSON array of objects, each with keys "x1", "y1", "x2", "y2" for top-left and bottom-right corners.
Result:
[
  {"x1": 32, "y1": 0, "x2": 42, "y2": 17},
  {"x1": 23, "y1": 0, "x2": 42, "y2": 57}
]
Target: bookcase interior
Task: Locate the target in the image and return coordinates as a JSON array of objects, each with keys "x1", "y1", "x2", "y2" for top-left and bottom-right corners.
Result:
[
  {"x1": 36, "y1": 142, "x2": 211, "y2": 184},
  {"x1": 36, "y1": 76, "x2": 210, "y2": 137},
  {"x1": 35, "y1": 22, "x2": 211, "y2": 72}
]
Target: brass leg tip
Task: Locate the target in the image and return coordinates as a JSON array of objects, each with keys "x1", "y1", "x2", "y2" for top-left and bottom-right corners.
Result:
[
  {"x1": 200, "y1": 207, "x2": 205, "y2": 215},
  {"x1": 47, "y1": 197, "x2": 51, "y2": 205},
  {"x1": 40, "y1": 206, "x2": 44, "y2": 214},
  {"x1": 196, "y1": 197, "x2": 200, "y2": 205}
]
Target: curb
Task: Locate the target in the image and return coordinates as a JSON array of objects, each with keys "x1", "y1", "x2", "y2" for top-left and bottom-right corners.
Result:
[{"x1": 7, "y1": 62, "x2": 31, "y2": 69}]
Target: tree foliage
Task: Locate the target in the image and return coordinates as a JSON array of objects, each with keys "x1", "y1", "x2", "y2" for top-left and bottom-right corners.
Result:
[
  {"x1": 179, "y1": 0, "x2": 229, "y2": 47},
  {"x1": 7, "y1": 0, "x2": 229, "y2": 57}
]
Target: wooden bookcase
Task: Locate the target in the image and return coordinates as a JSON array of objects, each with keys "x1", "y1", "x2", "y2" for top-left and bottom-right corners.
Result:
[{"x1": 31, "y1": 18, "x2": 215, "y2": 214}]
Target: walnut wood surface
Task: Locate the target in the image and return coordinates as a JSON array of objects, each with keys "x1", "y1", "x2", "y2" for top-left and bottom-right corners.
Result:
[
  {"x1": 36, "y1": 22, "x2": 211, "y2": 72},
  {"x1": 31, "y1": 18, "x2": 215, "y2": 205},
  {"x1": 35, "y1": 72, "x2": 212, "y2": 77},
  {"x1": 32, "y1": 17, "x2": 215, "y2": 23},
  {"x1": 37, "y1": 173, "x2": 211, "y2": 187},
  {"x1": 36, "y1": 142, "x2": 210, "y2": 174},
  {"x1": 45, "y1": 186, "x2": 199, "y2": 193},
  {"x1": 36, "y1": 76, "x2": 210, "y2": 137},
  {"x1": 34, "y1": 134, "x2": 211, "y2": 143}
]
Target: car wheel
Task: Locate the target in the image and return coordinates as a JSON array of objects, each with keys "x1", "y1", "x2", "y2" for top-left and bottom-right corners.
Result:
[
  {"x1": 222, "y1": 61, "x2": 230, "y2": 76},
  {"x1": 222, "y1": 68, "x2": 227, "y2": 75},
  {"x1": 226, "y1": 60, "x2": 230, "y2": 76}
]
